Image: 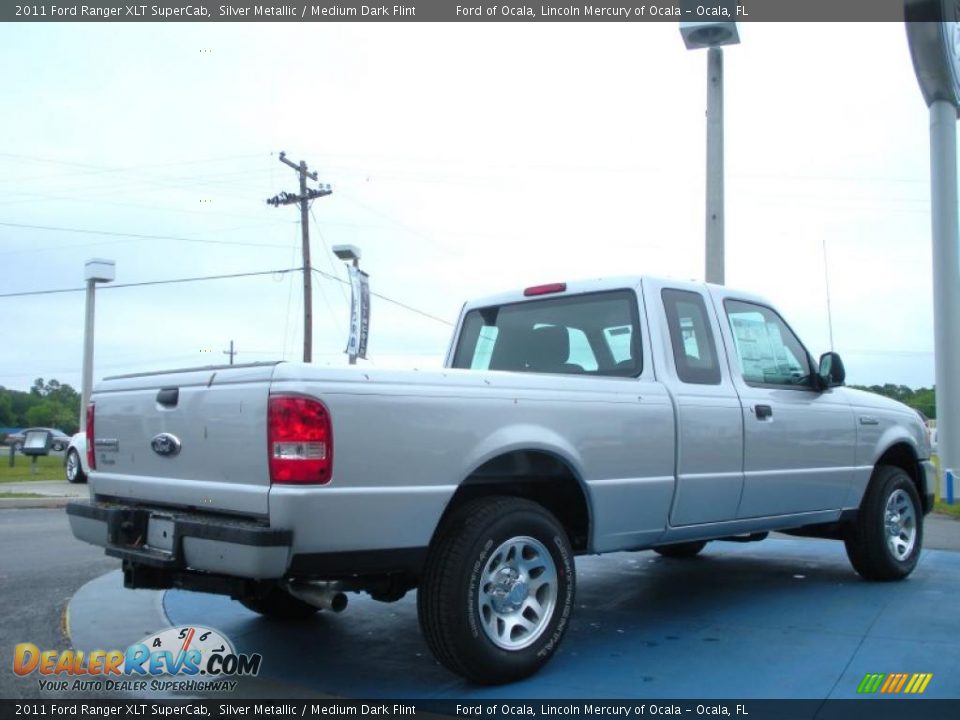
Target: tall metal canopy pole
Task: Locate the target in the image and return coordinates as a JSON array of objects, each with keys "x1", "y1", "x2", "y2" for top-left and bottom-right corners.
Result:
[
  {"x1": 680, "y1": 8, "x2": 741, "y2": 285},
  {"x1": 905, "y1": 2, "x2": 960, "y2": 490}
]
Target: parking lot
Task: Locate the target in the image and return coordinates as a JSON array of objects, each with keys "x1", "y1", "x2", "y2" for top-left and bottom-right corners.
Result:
[{"x1": 63, "y1": 528, "x2": 960, "y2": 701}]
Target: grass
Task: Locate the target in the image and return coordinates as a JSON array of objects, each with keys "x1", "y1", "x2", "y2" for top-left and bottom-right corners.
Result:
[
  {"x1": 0, "y1": 452, "x2": 65, "y2": 483},
  {"x1": 934, "y1": 499, "x2": 960, "y2": 519},
  {"x1": 0, "y1": 492, "x2": 46, "y2": 499},
  {"x1": 1, "y1": 445, "x2": 957, "y2": 516}
]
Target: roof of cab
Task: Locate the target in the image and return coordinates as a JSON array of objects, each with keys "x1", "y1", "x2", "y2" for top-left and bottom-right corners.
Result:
[{"x1": 461, "y1": 275, "x2": 767, "y2": 313}]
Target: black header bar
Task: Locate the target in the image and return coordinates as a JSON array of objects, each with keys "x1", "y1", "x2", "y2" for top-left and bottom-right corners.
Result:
[{"x1": 0, "y1": 0, "x2": 940, "y2": 23}]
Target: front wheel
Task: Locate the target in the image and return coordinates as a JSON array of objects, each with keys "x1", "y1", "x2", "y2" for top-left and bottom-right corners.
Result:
[
  {"x1": 844, "y1": 465, "x2": 923, "y2": 581},
  {"x1": 65, "y1": 449, "x2": 87, "y2": 484},
  {"x1": 418, "y1": 497, "x2": 575, "y2": 684}
]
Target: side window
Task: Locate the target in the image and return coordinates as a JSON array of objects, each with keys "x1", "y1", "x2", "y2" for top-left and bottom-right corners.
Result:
[
  {"x1": 661, "y1": 289, "x2": 721, "y2": 385},
  {"x1": 451, "y1": 290, "x2": 642, "y2": 377},
  {"x1": 725, "y1": 300, "x2": 812, "y2": 387}
]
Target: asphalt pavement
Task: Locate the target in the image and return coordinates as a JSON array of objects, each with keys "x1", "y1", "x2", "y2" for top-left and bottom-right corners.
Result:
[{"x1": 0, "y1": 507, "x2": 119, "y2": 699}]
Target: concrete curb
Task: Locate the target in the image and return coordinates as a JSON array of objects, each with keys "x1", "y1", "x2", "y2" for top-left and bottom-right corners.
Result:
[
  {"x1": 0, "y1": 497, "x2": 72, "y2": 509},
  {"x1": 0, "y1": 479, "x2": 88, "y2": 509}
]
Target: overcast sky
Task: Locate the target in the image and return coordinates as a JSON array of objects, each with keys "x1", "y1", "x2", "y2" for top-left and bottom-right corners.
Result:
[{"x1": 0, "y1": 21, "x2": 946, "y2": 393}]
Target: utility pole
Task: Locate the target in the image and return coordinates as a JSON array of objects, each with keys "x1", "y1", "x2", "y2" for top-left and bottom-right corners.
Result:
[
  {"x1": 266, "y1": 152, "x2": 333, "y2": 363},
  {"x1": 223, "y1": 340, "x2": 237, "y2": 365}
]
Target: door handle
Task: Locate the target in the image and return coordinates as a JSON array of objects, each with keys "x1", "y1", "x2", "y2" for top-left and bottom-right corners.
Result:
[
  {"x1": 156, "y1": 387, "x2": 179, "y2": 408},
  {"x1": 755, "y1": 404, "x2": 773, "y2": 420}
]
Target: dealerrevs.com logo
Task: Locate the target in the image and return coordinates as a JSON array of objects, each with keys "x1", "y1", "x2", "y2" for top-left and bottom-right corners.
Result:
[{"x1": 14, "y1": 626, "x2": 262, "y2": 693}]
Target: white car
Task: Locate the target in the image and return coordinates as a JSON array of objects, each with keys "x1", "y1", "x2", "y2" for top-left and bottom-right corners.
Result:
[{"x1": 65, "y1": 432, "x2": 90, "y2": 484}]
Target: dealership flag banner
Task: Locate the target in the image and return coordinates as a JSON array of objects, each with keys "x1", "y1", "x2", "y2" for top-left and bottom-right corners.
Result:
[{"x1": 346, "y1": 264, "x2": 370, "y2": 361}]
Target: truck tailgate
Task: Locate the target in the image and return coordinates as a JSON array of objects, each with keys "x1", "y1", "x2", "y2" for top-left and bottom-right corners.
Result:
[{"x1": 89, "y1": 363, "x2": 277, "y2": 517}]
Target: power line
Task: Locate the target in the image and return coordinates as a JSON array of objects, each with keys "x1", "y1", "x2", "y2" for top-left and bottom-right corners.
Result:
[
  {"x1": 309, "y1": 267, "x2": 453, "y2": 327},
  {"x1": 310, "y1": 207, "x2": 352, "y2": 309},
  {"x1": 0, "y1": 221, "x2": 294, "y2": 250},
  {"x1": 0, "y1": 152, "x2": 268, "y2": 188},
  {"x1": 0, "y1": 263, "x2": 452, "y2": 329},
  {"x1": 0, "y1": 268, "x2": 302, "y2": 299}
]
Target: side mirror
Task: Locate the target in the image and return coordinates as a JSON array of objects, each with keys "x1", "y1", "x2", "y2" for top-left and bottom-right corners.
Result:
[{"x1": 818, "y1": 352, "x2": 846, "y2": 388}]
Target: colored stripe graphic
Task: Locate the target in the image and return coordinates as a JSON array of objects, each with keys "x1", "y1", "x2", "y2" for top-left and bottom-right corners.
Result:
[
  {"x1": 857, "y1": 673, "x2": 886, "y2": 693},
  {"x1": 858, "y1": 672, "x2": 932, "y2": 694},
  {"x1": 880, "y1": 674, "x2": 898, "y2": 693},
  {"x1": 904, "y1": 674, "x2": 920, "y2": 694}
]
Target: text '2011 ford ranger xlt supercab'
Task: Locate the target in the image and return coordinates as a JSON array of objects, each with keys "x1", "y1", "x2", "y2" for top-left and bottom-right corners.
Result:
[{"x1": 68, "y1": 276, "x2": 935, "y2": 684}]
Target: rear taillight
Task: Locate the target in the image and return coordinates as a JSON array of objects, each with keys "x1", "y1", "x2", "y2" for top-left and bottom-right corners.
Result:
[
  {"x1": 86, "y1": 402, "x2": 96, "y2": 470},
  {"x1": 268, "y1": 395, "x2": 333, "y2": 485}
]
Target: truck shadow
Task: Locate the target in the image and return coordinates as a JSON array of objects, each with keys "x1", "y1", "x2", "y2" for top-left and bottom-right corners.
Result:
[{"x1": 162, "y1": 538, "x2": 940, "y2": 698}]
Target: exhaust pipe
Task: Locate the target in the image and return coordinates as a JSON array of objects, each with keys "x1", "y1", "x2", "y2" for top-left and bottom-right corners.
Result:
[{"x1": 285, "y1": 581, "x2": 348, "y2": 613}]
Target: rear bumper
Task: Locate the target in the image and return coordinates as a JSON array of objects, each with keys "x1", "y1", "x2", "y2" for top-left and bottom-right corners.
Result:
[{"x1": 66, "y1": 500, "x2": 292, "y2": 579}]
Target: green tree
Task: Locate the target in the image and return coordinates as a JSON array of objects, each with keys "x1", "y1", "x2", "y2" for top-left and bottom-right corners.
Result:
[
  {"x1": 850, "y1": 384, "x2": 937, "y2": 420},
  {"x1": 0, "y1": 393, "x2": 13, "y2": 426},
  {"x1": 0, "y1": 380, "x2": 80, "y2": 434}
]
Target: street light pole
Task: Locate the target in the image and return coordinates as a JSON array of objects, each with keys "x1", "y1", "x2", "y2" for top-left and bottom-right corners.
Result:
[
  {"x1": 332, "y1": 244, "x2": 365, "y2": 366},
  {"x1": 79, "y1": 259, "x2": 115, "y2": 432}
]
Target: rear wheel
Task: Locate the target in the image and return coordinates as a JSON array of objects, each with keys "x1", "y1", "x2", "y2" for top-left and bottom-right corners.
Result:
[
  {"x1": 844, "y1": 465, "x2": 922, "y2": 581},
  {"x1": 238, "y1": 586, "x2": 318, "y2": 619},
  {"x1": 653, "y1": 541, "x2": 708, "y2": 558},
  {"x1": 65, "y1": 449, "x2": 87, "y2": 484},
  {"x1": 418, "y1": 497, "x2": 575, "y2": 684}
]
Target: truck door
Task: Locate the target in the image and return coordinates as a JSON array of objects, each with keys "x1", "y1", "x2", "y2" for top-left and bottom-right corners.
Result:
[
  {"x1": 711, "y1": 293, "x2": 856, "y2": 518},
  {"x1": 644, "y1": 280, "x2": 744, "y2": 526}
]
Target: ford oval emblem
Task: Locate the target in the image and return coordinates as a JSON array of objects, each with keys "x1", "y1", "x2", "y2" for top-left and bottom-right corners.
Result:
[{"x1": 151, "y1": 433, "x2": 182, "y2": 457}]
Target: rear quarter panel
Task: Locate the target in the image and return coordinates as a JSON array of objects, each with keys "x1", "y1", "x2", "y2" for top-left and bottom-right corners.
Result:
[{"x1": 268, "y1": 365, "x2": 676, "y2": 554}]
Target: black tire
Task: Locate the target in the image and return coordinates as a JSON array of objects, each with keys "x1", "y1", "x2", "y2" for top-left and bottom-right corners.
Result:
[
  {"x1": 653, "y1": 540, "x2": 708, "y2": 558},
  {"x1": 65, "y1": 449, "x2": 87, "y2": 484},
  {"x1": 418, "y1": 496, "x2": 575, "y2": 685},
  {"x1": 238, "y1": 586, "x2": 318, "y2": 619},
  {"x1": 13, "y1": 441, "x2": 22, "y2": 454},
  {"x1": 52, "y1": 442, "x2": 66, "y2": 452},
  {"x1": 844, "y1": 465, "x2": 923, "y2": 581}
]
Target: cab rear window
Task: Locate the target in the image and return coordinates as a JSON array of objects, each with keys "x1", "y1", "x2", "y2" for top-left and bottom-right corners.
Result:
[{"x1": 451, "y1": 290, "x2": 642, "y2": 377}]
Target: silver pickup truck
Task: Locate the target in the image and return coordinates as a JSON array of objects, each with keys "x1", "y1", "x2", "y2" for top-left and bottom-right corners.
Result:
[{"x1": 67, "y1": 276, "x2": 935, "y2": 684}]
